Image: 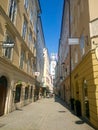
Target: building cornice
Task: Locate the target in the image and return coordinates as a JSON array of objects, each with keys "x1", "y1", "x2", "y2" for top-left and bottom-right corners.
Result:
[{"x1": 0, "y1": 56, "x2": 35, "y2": 82}]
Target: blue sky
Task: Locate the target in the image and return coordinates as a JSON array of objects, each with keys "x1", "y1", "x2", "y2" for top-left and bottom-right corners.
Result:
[{"x1": 39, "y1": 0, "x2": 64, "y2": 55}]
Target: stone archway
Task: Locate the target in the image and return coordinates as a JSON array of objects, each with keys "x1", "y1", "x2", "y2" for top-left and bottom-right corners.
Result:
[{"x1": 0, "y1": 76, "x2": 7, "y2": 116}]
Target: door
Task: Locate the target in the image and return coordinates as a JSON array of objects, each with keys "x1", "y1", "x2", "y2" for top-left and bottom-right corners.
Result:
[{"x1": 0, "y1": 76, "x2": 7, "y2": 116}]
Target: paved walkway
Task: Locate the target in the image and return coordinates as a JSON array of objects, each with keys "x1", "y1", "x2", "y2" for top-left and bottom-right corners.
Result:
[{"x1": 0, "y1": 97, "x2": 95, "y2": 130}]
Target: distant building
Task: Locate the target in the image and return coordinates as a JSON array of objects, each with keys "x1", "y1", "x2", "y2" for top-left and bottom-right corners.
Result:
[
  {"x1": 50, "y1": 53, "x2": 57, "y2": 84},
  {"x1": 43, "y1": 48, "x2": 53, "y2": 94}
]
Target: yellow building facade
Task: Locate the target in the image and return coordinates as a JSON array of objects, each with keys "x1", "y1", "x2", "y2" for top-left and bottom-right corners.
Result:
[
  {"x1": 0, "y1": 0, "x2": 40, "y2": 116},
  {"x1": 71, "y1": 0, "x2": 98, "y2": 128},
  {"x1": 58, "y1": 0, "x2": 98, "y2": 129},
  {"x1": 71, "y1": 50, "x2": 98, "y2": 128}
]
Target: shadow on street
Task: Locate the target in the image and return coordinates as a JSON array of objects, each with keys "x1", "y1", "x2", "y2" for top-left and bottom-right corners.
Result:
[
  {"x1": 54, "y1": 95, "x2": 72, "y2": 112},
  {"x1": 54, "y1": 95, "x2": 96, "y2": 129}
]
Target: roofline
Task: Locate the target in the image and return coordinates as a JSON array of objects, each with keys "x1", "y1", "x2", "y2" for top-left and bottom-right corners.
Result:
[
  {"x1": 58, "y1": 0, "x2": 65, "y2": 53},
  {"x1": 36, "y1": 0, "x2": 42, "y2": 14}
]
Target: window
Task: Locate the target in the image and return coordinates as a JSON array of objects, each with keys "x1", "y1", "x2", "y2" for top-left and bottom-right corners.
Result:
[
  {"x1": 20, "y1": 51, "x2": 25, "y2": 69},
  {"x1": 9, "y1": 0, "x2": 17, "y2": 23},
  {"x1": 25, "y1": 87, "x2": 29, "y2": 99},
  {"x1": 75, "y1": 51, "x2": 78, "y2": 63},
  {"x1": 33, "y1": 8, "x2": 37, "y2": 34},
  {"x1": 30, "y1": 9, "x2": 33, "y2": 23},
  {"x1": 22, "y1": 18, "x2": 27, "y2": 40},
  {"x1": 14, "y1": 85, "x2": 21, "y2": 103},
  {"x1": 30, "y1": 86, "x2": 33, "y2": 99},
  {"x1": 67, "y1": 65, "x2": 69, "y2": 75},
  {"x1": 84, "y1": 81, "x2": 88, "y2": 98},
  {"x1": 3, "y1": 35, "x2": 14, "y2": 60},
  {"x1": 28, "y1": 30, "x2": 32, "y2": 48},
  {"x1": 83, "y1": 80, "x2": 90, "y2": 118},
  {"x1": 80, "y1": 35, "x2": 85, "y2": 56},
  {"x1": 27, "y1": 59, "x2": 30, "y2": 73},
  {"x1": 24, "y1": 0, "x2": 28, "y2": 10},
  {"x1": 32, "y1": 62, "x2": 35, "y2": 75}
]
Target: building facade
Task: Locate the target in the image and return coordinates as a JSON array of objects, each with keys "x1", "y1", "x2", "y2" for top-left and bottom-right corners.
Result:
[
  {"x1": 55, "y1": 0, "x2": 70, "y2": 103},
  {"x1": 57, "y1": 0, "x2": 98, "y2": 129},
  {"x1": 0, "y1": 0, "x2": 40, "y2": 116},
  {"x1": 50, "y1": 53, "x2": 57, "y2": 81},
  {"x1": 36, "y1": 16, "x2": 46, "y2": 99},
  {"x1": 43, "y1": 48, "x2": 52, "y2": 95}
]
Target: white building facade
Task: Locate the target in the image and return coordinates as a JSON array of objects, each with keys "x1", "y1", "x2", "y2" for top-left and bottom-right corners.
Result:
[
  {"x1": 50, "y1": 53, "x2": 57, "y2": 85},
  {"x1": 43, "y1": 49, "x2": 53, "y2": 94}
]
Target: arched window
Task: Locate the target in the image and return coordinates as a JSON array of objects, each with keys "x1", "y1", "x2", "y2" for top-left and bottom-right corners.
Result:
[
  {"x1": 83, "y1": 79, "x2": 90, "y2": 118},
  {"x1": 83, "y1": 80, "x2": 88, "y2": 100}
]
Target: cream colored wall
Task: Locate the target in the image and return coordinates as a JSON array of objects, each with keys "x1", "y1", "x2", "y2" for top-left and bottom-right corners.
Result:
[
  {"x1": 71, "y1": 0, "x2": 91, "y2": 68},
  {"x1": 0, "y1": 0, "x2": 37, "y2": 76},
  {"x1": 0, "y1": 56, "x2": 35, "y2": 113},
  {"x1": 88, "y1": 0, "x2": 98, "y2": 21},
  {"x1": 0, "y1": 0, "x2": 38, "y2": 115}
]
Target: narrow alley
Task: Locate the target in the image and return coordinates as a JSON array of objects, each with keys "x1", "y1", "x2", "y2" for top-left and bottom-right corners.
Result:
[{"x1": 0, "y1": 97, "x2": 95, "y2": 130}]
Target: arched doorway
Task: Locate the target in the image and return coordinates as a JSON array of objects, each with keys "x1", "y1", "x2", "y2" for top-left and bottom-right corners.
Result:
[{"x1": 0, "y1": 76, "x2": 7, "y2": 116}]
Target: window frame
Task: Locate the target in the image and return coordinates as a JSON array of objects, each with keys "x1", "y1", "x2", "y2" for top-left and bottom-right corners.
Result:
[
  {"x1": 25, "y1": 86, "x2": 29, "y2": 100},
  {"x1": 14, "y1": 85, "x2": 21, "y2": 103},
  {"x1": 22, "y1": 18, "x2": 27, "y2": 40},
  {"x1": 27, "y1": 58, "x2": 31, "y2": 73},
  {"x1": 3, "y1": 34, "x2": 14, "y2": 60},
  {"x1": 24, "y1": 0, "x2": 28, "y2": 11},
  {"x1": 8, "y1": 0, "x2": 17, "y2": 24},
  {"x1": 19, "y1": 50, "x2": 25, "y2": 69}
]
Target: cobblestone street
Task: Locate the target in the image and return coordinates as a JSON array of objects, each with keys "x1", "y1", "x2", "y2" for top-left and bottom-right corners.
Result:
[{"x1": 0, "y1": 97, "x2": 95, "y2": 130}]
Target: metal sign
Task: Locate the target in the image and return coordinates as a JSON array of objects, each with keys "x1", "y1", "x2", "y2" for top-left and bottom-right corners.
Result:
[
  {"x1": 35, "y1": 72, "x2": 40, "y2": 76},
  {"x1": 2, "y1": 43, "x2": 14, "y2": 48},
  {"x1": 68, "y1": 38, "x2": 79, "y2": 45}
]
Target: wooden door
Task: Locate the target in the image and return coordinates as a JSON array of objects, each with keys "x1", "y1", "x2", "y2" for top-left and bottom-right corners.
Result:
[{"x1": 0, "y1": 76, "x2": 7, "y2": 116}]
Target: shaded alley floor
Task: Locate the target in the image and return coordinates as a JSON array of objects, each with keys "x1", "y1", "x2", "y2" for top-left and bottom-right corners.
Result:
[{"x1": 0, "y1": 97, "x2": 95, "y2": 130}]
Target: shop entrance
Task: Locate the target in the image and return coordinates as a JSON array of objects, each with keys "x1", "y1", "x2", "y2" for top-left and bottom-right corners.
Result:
[{"x1": 0, "y1": 76, "x2": 7, "y2": 116}]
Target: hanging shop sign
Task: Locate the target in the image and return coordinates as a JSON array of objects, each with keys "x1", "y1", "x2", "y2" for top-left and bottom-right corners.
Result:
[
  {"x1": 35, "y1": 72, "x2": 40, "y2": 77},
  {"x1": 2, "y1": 43, "x2": 14, "y2": 48},
  {"x1": 68, "y1": 38, "x2": 79, "y2": 45}
]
